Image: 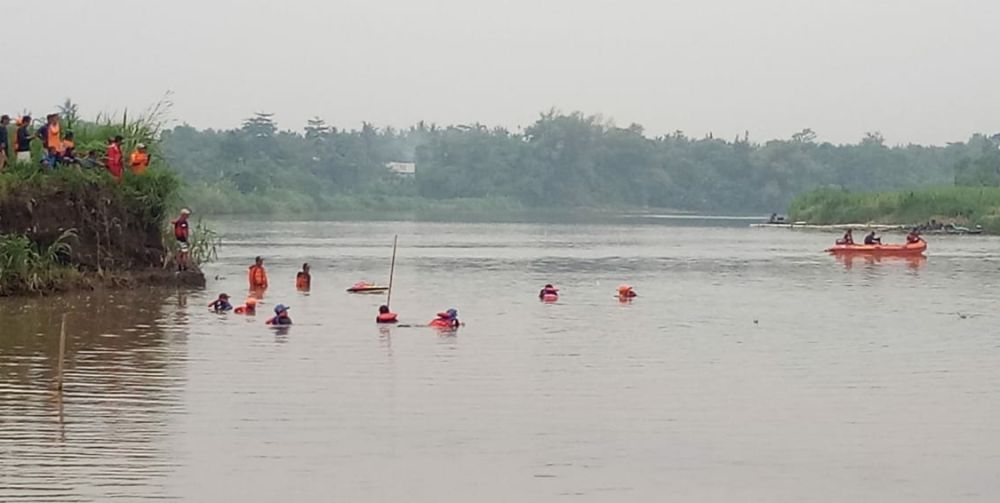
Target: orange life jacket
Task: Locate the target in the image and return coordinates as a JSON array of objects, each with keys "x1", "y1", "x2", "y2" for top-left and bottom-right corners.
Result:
[
  {"x1": 234, "y1": 305, "x2": 255, "y2": 315},
  {"x1": 296, "y1": 272, "x2": 310, "y2": 290},
  {"x1": 376, "y1": 312, "x2": 398, "y2": 323},
  {"x1": 129, "y1": 150, "x2": 149, "y2": 174},
  {"x1": 47, "y1": 123, "x2": 61, "y2": 153},
  {"x1": 248, "y1": 265, "x2": 268, "y2": 288}
]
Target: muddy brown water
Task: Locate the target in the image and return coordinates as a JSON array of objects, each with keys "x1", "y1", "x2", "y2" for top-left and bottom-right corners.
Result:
[{"x1": 3, "y1": 218, "x2": 1000, "y2": 502}]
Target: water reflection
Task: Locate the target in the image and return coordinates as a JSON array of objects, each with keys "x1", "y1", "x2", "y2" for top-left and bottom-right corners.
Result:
[
  {"x1": 835, "y1": 253, "x2": 927, "y2": 271},
  {"x1": 0, "y1": 290, "x2": 187, "y2": 502}
]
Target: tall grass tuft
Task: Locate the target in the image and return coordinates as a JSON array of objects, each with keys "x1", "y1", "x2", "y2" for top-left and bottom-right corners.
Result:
[{"x1": 0, "y1": 229, "x2": 79, "y2": 295}]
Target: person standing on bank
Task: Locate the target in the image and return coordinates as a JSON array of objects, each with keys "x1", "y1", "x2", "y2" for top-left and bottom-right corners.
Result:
[
  {"x1": 0, "y1": 115, "x2": 10, "y2": 171},
  {"x1": 15, "y1": 116, "x2": 33, "y2": 164},
  {"x1": 172, "y1": 208, "x2": 191, "y2": 272}
]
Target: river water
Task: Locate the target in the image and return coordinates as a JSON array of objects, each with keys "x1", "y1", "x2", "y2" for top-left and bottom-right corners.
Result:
[{"x1": 2, "y1": 217, "x2": 1000, "y2": 502}]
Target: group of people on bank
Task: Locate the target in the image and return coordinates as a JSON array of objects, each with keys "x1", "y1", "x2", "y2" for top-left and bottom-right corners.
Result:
[{"x1": 0, "y1": 113, "x2": 150, "y2": 179}]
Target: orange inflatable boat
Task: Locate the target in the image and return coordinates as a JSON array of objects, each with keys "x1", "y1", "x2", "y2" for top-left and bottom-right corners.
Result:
[{"x1": 826, "y1": 240, "x2": 927, "y2": 256}]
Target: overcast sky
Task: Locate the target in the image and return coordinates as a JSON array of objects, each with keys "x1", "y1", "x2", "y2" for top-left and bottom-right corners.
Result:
[{"x1": 11, "y1": 0, "x2": 999, "y2": 144}]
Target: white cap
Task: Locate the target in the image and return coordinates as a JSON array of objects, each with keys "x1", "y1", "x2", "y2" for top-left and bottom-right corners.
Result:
[
  {"x1": 137, "y1": 143, "x2": 147, "y2": 149},
  {"x1": 180, "y1": 208, "x2": 191, "y2": 215}
]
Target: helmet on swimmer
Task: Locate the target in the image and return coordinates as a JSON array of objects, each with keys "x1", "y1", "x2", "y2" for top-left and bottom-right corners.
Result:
[{"x1": 274, "y1": 304, "x2": 289, "y2": 314}]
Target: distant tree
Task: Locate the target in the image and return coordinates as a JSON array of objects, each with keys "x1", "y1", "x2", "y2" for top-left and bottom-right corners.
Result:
[
  {"x1": 791, "y1": 128, "x2": 817, "y2": 143},
  {"x1": 242, "y1": 112, "x2": 277, "y2": 139},
  {"x1": 305, "y1": 116, "x2": 330, "y2": 141}
]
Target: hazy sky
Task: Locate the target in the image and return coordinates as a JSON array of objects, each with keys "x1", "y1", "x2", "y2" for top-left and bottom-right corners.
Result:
[{"x1": 11, "y1": 0, "x2": 999, "y2": 144}]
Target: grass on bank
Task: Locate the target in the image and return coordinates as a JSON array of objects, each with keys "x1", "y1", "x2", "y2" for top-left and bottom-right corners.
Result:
[
  {"x1": 789, "y1": 186, "x2": 1000, "y2": 232},
  {"x1": 0, "y1": 229, "x2": 81, "y2": 295}
]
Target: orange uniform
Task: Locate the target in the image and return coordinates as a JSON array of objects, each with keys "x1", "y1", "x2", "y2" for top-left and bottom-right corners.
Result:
[
  {"x1": 295, "y1": 272, "x2": 311, "y2": 290},
  {"x1": 248, "y1": 264, "x2": 269, "y2": 289},
  {"x1": 129, "y1": 150, "x2": 149, "y2": 174}
]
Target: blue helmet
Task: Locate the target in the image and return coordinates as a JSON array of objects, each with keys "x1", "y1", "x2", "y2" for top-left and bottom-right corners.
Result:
[
  {"x1": 446, "y1": 308, "x2": 458, "y2": 318},
  {"x1": 274, "y1": 304, "x2": 290, "y2": 314}
]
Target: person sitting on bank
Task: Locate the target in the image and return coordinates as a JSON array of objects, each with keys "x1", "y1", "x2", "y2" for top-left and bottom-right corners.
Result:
[
  {"x1": 234, "y1": 297, "x2": 258, "y2": 315},
  {"x1": 376, "y1": 305, "x2": 398, "y2": 324},
  {"x1": 906, "y1": 229, "x2": 924, "y2": 244},
  {"x1": 837, "y1": 229, "x2": 854, "y2": 245},
  {"x1": 266, "y1": 304, "x2": 292, "y2": 325},
  {"x1": 61, "y1": 131, "x2": 79, "y2": 164},
  {"x1": 40, "y1": 146, "x2": 61, "y2": 169},
  {"x1": 864, "y1": 231, "x2": 882, "y2": 245},
  {"x1": 248, "y1": 256, "x2": 269, "y2": 290},
  {"x1": 208, "y1": 293, "x2": 233, "y2": 312},
  {"x1": 296, "y1": 263, "x2": 311, "y2": 291},
  {"x1": 80, "y1": 150, "x2": 104, "y2": 169}
]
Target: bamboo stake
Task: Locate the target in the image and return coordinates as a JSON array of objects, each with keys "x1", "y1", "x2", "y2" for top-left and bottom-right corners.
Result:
[
  {"x1": 386, "y1": 235, "x2": 398, "y2": 308},
  {"x1": 55, "y1": 313, "x2": 67, "y2": 391}
]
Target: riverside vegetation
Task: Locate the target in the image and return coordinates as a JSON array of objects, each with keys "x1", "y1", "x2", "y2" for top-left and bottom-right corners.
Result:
[
  {"x1": 164, "y1": 112, "x2": 986, "y2": 216},
  {"x1": 790, "y1": 134, "x2": 1000, "y2": 231}
]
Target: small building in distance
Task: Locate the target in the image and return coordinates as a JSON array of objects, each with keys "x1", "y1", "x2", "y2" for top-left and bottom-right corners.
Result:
[{"x1": 386, "y1": 162, "x2": 416, "y2": 176}]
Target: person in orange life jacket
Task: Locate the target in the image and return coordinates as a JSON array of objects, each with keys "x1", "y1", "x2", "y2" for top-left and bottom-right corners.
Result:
[
  {"x1": 129, "y1": 143, "x2": 150, "y2": 175},
  {"x1": 295, "y1": 263, "x2": 311, "y2": 291},
  {"x1": 429, "y1": 308, "x2": 459, "y2": 328},
  {"x1": 249, "y1": 256, "x2": 269, "y2": 290},
  {"x1": 538, "y1": 284, "x2": 559, "y2": 299},
  {"x1": 617, "y1": 284, "x2": 637, "y2": 299},
  {"x1": 906, "y1": 229, "x2": 924, "y2": 244},
  {"x1": 105, "y1": 135, "x2": 124, "y2": 181},
  {"x1": 376, "y1": 305, "x2": 398, "y2": 324},
  {"x1": 172, "y1": 209, "x2": 191, "y2": 272},
  {"x1": 208, "y1": 293, "x2": 233, "y2": 312},
  {"x1": 266, "y1": 304, "x2": 292, "y2": 325},
  {"x1": 234, "y1": 297, "x2": 258, "y2": 315},
  {"x1": 36, "y1": 114, "x2": 62, "y2": 154}
]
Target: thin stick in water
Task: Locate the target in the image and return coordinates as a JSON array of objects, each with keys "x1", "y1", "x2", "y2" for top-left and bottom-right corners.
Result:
[
  {"x1": 386, "y1": 235, "x2": 398, "y2": 308},
  {"x1": 56, "y1": 313, "x2": 67, "y2": 391}
]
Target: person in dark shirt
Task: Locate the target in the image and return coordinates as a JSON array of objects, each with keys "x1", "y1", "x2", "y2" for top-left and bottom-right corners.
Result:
[
  {"x1": 837, "y1": 229, "x2": 854, "y2": 245},
  {"x1": 15, "y1": 116, "x2": 33, "y2": 164},
  {"x1": 863, "y1": 231, "x2": 882, "y2": 245},
  {"x1": 0, "y1": 115, "x2": 9, "y2": 171}
]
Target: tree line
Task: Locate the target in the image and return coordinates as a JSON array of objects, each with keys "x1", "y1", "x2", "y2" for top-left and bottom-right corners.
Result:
[{"x1": 160, "y1": 110, "x2": 998, "y2": 214}]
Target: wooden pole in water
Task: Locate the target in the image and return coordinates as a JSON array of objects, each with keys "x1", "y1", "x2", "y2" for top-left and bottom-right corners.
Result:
[
  {"x1": 386, "y1": 235, "x2": 398, "y2": 308},
  {"x1": 56, "y1": 313, "x2": 67, "y2": 391}
]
